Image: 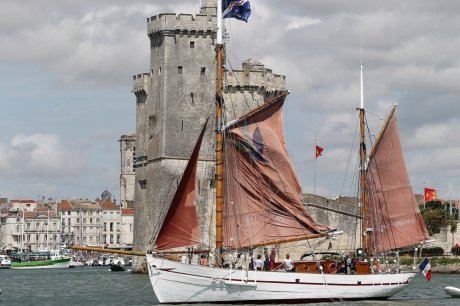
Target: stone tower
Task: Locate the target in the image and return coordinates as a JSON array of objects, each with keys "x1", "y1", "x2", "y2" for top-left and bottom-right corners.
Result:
[
  {"x1": 119, "y1": 134, "x2": 136, "y2": 208},
  {"x1": 132, "y1": 1, "x2": 286, "y2": 273}
]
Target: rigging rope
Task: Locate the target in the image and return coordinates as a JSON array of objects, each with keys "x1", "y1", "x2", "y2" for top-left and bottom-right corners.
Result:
[{"x1": 340, "y1": 117, "x2": 359, "y2": 197}]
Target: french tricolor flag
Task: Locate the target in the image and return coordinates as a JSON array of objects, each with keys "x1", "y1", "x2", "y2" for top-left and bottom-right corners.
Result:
[{"x1": 418, "y1": 257, "x2": 432, "y2": 281}]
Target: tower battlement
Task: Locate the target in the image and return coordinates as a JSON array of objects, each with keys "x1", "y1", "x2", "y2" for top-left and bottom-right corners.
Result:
[
  {"x1": 147, "y1": 13, "x2": 216, "y2": 38},
  {"x1": 132, "y1": 73, "x2": 150, "y2": 95},
  {"x1": 225, "y1": 67, "x2": 286, "y2": 93}
]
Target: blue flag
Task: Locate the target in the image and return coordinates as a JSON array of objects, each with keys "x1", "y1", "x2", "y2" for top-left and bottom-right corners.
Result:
[{"x1": 223, "y1": 0, "x2": 251, "y2": 22}]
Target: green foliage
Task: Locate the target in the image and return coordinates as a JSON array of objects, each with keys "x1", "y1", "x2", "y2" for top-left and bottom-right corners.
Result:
[
  {"x1": 420, "y1": 201, "x2": 450, "y2": 236},
  {"x1": 421, "y1": 247, "x2": 444, "y2": 256},
  {"x1": 429, "y1": 256, "x2": 460, "y2": 267},
  {"x1": 425, "y1": 200, "x2": 444, "y2": 210},
  {"x1": 399, "y1": 255, "x2": 417, "y2": 266},
  {"x1": 400, "y1": 256, "x2": 460, "y2": 267}
]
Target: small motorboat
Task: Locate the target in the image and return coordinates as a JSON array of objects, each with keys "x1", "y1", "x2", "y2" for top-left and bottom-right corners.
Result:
[
  {"x1": 444, "y1": 286, "x2": 460, "y2": 298},
  {"x1": 110, "y1": 264, "x2": 125, "y2": 272}
]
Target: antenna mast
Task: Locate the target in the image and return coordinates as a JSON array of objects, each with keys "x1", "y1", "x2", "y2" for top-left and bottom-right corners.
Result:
[{"x1": 359, "y1": 64, "x2": 367, "y2": 254}]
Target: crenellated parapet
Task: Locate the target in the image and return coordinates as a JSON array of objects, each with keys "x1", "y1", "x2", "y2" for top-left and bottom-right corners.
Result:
[
  {"x1": 147, "y1": 13, "x2": 217, "y2": 42},
  {"x1": 224, "y1": 59, "x2": 286, "y2": 95},
  {"x1": 132, "y1": 73, "x2": 150, "y2": 103}
]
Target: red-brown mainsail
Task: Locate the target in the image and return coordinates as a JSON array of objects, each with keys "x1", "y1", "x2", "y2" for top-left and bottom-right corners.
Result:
[
  {"x1": 223, "y1": 93, "x2": 328, "y2": 249},
  {"x1": 365, "y1": 107, "x2": 429, "y2": 252}
]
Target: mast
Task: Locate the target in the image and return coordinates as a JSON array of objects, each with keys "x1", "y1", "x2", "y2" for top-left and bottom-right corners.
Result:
[
  {"x1": 46, "y1": 209, "x2": 49, "y2": 251},
  {"x1": 215, "y1": 0, "x2": 224, "y2": 266},
  {"x1": 79, "y1": 202, "x2": 83, "y2": 246},
  {"x1": 22, "y1": 210, "x2": 25, "y2": 252},
  {"x1": 359, "y1": 65, "x2": 367, "y2": 254}
]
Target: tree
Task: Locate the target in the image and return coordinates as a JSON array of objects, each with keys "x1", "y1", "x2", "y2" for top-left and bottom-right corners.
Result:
[{"x1": 420, "y1": 200, "x2": 450, "y2": 236}]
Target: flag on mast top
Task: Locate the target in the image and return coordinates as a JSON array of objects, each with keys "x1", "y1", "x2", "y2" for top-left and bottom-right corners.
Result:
[
  {"x1": 223, "y1": 0, "x2": 252, "y2": 22},
  {"x1": 315, "y1": 145, "x2": 324, "y2": 159}
]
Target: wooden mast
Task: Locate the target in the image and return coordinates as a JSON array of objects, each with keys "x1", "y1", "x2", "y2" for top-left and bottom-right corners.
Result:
[
  {"x1": 359, "y1": 65, "x2": 368, "y2": 254},
  {"x1": 215, "y1": 0, "x2": 224, "y2": 266}
]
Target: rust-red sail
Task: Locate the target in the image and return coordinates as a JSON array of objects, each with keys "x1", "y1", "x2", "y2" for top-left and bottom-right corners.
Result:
[
  {"x1": 223, "y1": 94, "x2": 328, "y2": 249},
  {"x1": 365, "y1": 108, "x2": 429, "y2": 252},
  {"x1": 155, "y1": 121, "x2": 207, "y2": 251}
]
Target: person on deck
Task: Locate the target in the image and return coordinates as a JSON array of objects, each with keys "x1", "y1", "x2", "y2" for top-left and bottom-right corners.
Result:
[
  {"x1": 254, "y1": 255, "x2": 263, "y2": 270},
  {"x1": 263, "y1": 255, "x2": 270, "y2": 271},
  {"x1": 235, "y1": 253, "x2": 243, "y2": 269},
  {"x1": 269, "y1": 248, "x2": 276, "y2": 270},
  {"x1": 283, "y1": 254, "x2": 295, "y2": 272},
  {"x1": 199, "y1": 255, "x2": 208, "y2": 266}
]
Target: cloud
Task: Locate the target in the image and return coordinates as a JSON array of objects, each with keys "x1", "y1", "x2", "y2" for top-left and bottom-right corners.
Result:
[
  {"x1": 1, "y1": 0, "x2": 460, "y2": 200},
  {"x1": 286, "y1": 16, "x2": 321, "y2": 31},
  {"x1": 0, "y1": 2, "x2": 164, "y2": 88},
  {"x1": 0, "y1": 133, "x2": 88, "y2": 178}
]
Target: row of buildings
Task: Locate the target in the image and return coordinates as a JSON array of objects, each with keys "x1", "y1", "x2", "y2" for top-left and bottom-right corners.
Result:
[{"x1": 0, "y1": 198, "x2": 134, "y2": 253}]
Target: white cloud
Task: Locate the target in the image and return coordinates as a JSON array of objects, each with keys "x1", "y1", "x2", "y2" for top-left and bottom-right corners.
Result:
[
  {"x1": 0, "y1": 133, "x2": 87, "y2": 178},
  {"x1": 406, "y1": 121, "x2": 460, "y2": 148},
  {"x1": 2, "y1": 0, "x2": 460, "y2": 199},
  {"x1": 286, "y1": 16, "x2": 321, "y2": 31}
]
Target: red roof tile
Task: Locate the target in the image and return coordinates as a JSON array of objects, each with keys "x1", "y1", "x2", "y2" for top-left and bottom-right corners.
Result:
[
  {"x1": 99, "y1": 199, "x2": 118, "y2": 209},
  {"x1": 121, "y1": 208, "x2": 134, "y2": 215},
  {"x1": 58, "y1": 201, "x2": 71, "y2": 211}
]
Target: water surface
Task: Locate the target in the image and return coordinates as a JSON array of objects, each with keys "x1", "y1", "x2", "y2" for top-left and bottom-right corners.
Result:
[{"x1": 0, "y1": 267, "x2": 458, "y2": 305}]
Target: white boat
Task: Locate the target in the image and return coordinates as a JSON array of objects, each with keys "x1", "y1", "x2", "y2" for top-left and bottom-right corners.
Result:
[
  {"x1": 0, "y1": 254, "x2": 11, "y2": 269},
  {"x1": 147, "y1": 255, "x2": 417, "y2": 303},
  {"x1": 110, "y1": 257, "x2": 126, "y2": 266},
  {"x1": 69, "y1": 258, "x2": 85, "y2": 268},
  {"x1": 146, "y1": 1, "x2": 429, "y2": 304},
  {"x1": 445, "y1": 286, "x2": 460, "y2": 298},
  {"x1": 10, "y1": 250, "x2": 71, "y2": 269}
]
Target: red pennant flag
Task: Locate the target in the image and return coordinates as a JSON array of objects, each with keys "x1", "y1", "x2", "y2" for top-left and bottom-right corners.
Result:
[
  {"x1": 315, "y1": 145, "x2": 323, "y2": 159},
  {"x1": 424, "y1": 187, "x2": 437, "y2": 202}
]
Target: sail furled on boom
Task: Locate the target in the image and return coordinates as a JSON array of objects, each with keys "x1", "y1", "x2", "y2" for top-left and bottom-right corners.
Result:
[
  {"x1": 365, "y1": 108, "x2": 429, "y2": 252},
  {"x1": 222, "y1": 94, "x2": 329, "y2": 249},
  {"x1": 154, "y1": 120, "x2": 208, "y2": 251}
]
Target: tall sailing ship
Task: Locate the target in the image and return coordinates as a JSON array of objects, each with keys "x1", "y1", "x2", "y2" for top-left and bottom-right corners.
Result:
[{"x1": 145, "y1": 1, "x2": 430, "y2": 303}]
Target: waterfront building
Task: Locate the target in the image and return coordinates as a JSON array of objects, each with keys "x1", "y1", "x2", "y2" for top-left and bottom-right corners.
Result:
[
  {"x1": 0, "y1": 207, "x2": 61, "y2": 252},
  {"x1": 58, "y1": 199, "x2": 103, "y2": 247},
  {"x1": 10, "y1": 199, "x2": 37, "y2": 212},
  {"x1": 58, "y1": 198, "x2": 134, "y2": 250},
  {"x1": 121, "y1": 208, "x2": 134, "y2": 248},
  {"x1": 100, "y1": 200, "x2": 122, "y2": 247}
]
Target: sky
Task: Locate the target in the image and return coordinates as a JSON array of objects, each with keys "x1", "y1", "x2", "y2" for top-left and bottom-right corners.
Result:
[{"x1": 1, "y1": 0, "x2": 460, "y2": 201}]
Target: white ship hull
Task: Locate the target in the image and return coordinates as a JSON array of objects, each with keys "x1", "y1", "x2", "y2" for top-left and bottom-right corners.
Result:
[
  {"x1": 11, "y1": 260, "x2": 71, "y2": 269},
  {"x1": 147, "y1": 255, "x2": 417, "y2": 303}
]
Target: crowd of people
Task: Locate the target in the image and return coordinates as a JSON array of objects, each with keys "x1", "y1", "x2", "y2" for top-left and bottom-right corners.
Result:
[
  {"x1": 233, "y1": 249, "x2": 297, "y2": 272},
  {"x1": 195, "y1": 248, "x2": 362, "y2": 274}
]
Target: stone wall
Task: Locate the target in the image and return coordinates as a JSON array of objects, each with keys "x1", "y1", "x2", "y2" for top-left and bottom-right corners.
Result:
[
  {"x1": 119, "y1": 135, "x2": 136, "y2": 208},
  {"x1": 430, "y1": 224, "x2": 460, "y2": 254},
  {"x1": 268, "y1": 194, "x2": 361, "y2": 261}
]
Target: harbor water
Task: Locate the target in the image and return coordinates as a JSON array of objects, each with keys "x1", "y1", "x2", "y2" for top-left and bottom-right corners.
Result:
[{"x1": 0, "y1": 266, "x2": 459, "y2": 305}]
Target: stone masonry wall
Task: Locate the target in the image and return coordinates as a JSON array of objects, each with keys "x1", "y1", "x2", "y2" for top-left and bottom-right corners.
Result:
[{"x1": 119, "y1": 135, "x2": 136, "y2": 208}]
